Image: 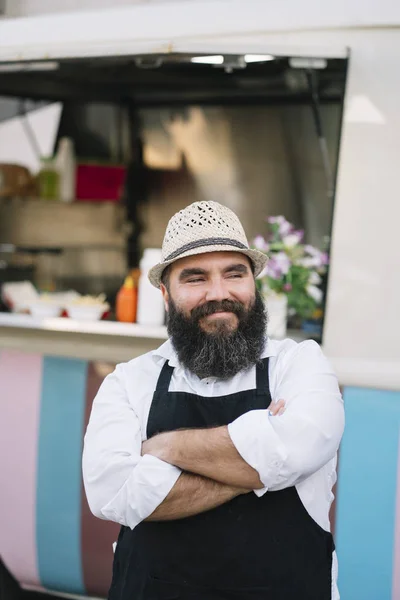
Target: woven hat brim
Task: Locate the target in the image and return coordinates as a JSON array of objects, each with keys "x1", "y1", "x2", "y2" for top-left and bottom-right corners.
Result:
[{"x1": 148, "y1": 245, "x2": 268, "y2": 288}]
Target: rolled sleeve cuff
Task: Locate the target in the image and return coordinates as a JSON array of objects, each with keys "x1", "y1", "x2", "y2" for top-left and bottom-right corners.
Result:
[
  {"x1": 101, "y1": 454, "x2": 181, "y2": 529},
  {"x1": 227, "y1": 409, "x2": 288, "y2": 495}
]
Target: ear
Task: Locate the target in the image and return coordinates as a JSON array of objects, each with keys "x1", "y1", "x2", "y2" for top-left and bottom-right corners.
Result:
[{"x1": 160, "y1": 283, "x2": 169, "y2": 312}]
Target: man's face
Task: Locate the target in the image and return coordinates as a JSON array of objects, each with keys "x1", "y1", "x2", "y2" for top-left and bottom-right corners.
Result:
[
  {"x1": 160, "y1": 252, "x2": 267, "y2": 380},
  {"x1": 161, "y1": 251, "x2": 256, "y2": 332}
]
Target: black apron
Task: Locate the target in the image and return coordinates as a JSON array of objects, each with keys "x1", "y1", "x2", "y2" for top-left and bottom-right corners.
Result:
[{"x1": 109, "y1": 358, "x2": 334, "y2": 600}]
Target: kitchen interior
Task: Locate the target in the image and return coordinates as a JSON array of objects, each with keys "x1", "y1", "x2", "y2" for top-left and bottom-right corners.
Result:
[{"x1": 0, "y1": 51, "x2": 347, "y2": 343}]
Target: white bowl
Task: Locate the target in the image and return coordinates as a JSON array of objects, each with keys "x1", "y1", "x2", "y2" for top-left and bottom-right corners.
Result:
[
  {"x1": 66, "y1": 304, "x2": 108, "y2": 321},
  {"x1": 29, "y1": 302, "x2": 62, "y2": 318}
]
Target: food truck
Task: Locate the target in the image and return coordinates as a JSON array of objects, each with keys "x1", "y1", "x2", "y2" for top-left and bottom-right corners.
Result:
[{"x1": 0, "y1": 3, "x2": 399, "y2": 599}]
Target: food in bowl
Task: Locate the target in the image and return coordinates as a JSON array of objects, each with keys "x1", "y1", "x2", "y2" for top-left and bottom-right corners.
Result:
[
  {"x1": 29, "y1": 294, "x2": 63, "y2": 318},
  {"x1": 29, "y1": 303, "x2": 63, "y2": 318},
  {"x1": 66, "y1": 294, "x2": 109, "y2": 321}
]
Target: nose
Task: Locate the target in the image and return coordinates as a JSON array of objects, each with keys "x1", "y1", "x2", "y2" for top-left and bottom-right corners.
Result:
[{"x1": 205, "y1": 277, "x2": 231, "y2": 302}]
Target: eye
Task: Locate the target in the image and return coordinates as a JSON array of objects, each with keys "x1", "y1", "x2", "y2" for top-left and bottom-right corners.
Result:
[
  {"x1": 228, "y1": 273, "x2": 243, "y2": 279},
  {"x1": 187, "y1": 278, "x2": 205, "y2": 284}
]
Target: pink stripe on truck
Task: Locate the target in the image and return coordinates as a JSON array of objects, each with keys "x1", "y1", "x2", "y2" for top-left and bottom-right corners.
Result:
[{"x1": 0, "y1": 350, "x2": 43, "y2": 590}]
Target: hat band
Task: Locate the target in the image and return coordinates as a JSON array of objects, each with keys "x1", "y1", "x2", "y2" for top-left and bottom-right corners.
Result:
[{"x1": 165, "y1": 237, "x2": 248, "y2": 262}]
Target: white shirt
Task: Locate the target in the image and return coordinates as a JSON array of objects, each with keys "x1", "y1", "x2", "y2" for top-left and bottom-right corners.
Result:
[{"x1": 82, "y1": 337, "x2": 344, "y2": 598}]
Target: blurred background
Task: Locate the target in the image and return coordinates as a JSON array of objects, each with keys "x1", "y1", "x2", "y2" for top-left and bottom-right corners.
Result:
[{"x1": 0, "y1": 54, "x2": 344, "y2": 324}]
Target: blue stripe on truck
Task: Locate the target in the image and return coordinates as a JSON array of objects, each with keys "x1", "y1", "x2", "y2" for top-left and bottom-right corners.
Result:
[
  {"x1": 36, "y1": 356, "x2": 88, "y2": 594},
  {"x1": 335, "y1": 386, "x2": 400, "y2": 600}
]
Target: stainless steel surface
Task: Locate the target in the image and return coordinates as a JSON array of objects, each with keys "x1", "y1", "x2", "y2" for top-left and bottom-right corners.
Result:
[{"x1": 139, "y1": 104, "x2": 340, "y2": 251}]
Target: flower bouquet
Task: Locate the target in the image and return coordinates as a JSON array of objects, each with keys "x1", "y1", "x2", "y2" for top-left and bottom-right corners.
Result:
[{"x1": 253, "y1": 216, "x2": 329, "y2": 323}]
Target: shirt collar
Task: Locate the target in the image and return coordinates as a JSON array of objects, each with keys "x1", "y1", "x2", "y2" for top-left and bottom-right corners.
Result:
[
  {"x1": 153, "y1": 339, "x2": 180, "y2": 367},
  {"x1": 152, "y1": 336, "x2": 277, "y2": 369}
]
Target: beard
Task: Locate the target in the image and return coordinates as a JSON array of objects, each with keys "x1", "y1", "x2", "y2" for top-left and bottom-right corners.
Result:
[{"x1": 167, "y1": 289, "x2": 267, "y2": 380}]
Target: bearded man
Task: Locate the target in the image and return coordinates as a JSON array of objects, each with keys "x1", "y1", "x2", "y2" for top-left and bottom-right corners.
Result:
[{"x1": 83, "y1": 201, "x2": 344, "y2": 600}]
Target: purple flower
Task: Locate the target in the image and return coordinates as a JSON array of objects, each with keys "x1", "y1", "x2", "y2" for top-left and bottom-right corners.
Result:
[
  {"x1": 266, "y1": 264, "x2": 281, "y2": 280},
  {"x1": 302, "y1": 245, "x2": 329, "y2": 268},
  {"x1": 297, "y1": 256, "x2": 322, "y2": 269},
  {"x1": 266, "y1": 252, "x2": 291, "y2": 279},
  {"x1": 321, "y1": 252, "x2": 329, "y2": 266},
  {"x1": 283, "y1": 283, "x2": 292, "y2": 292},
  {"x1": 252, "y1": 235, "x2": 270, "y2": 253},
  {"x1": 282, "y1": 229, "x2": 304, "y2": 248},
  {"x1": 267, "y1": 215, "x2": 292, "y2": 237},
  {"x1": 274, "y1": 252, "x2": 291, "y2": 274}
]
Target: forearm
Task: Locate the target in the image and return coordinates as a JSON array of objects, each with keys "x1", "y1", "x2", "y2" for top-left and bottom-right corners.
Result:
[
  {"x1": 145, "y1": 471, "x2": 247, "y2": 521},
  {"x1": 159, "y1": 427, "x2": 264, "y2": 489}
]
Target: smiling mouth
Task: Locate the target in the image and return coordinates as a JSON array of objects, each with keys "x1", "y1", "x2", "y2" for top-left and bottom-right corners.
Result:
[{"x1": 205, "y1": 311, "x2": 234, "y2": 319}]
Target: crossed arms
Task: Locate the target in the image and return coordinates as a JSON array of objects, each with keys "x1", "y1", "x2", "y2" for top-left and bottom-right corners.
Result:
[
  {"x1": 143, "y1": 424, "x2": 267, "y2": 521},
  {"x1": 82, "y1": 342, "x2": 345, "y2": 529}
]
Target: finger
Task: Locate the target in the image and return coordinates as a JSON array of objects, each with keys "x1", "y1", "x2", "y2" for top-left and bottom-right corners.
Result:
[
  {"x1": 269, "y1": 399, "x2": 286, "y2": 416},
  {"x1": 277, "y1": 399, "x2": 286, "y2": 416},
  {"x1": 269, "y1": 400, "x2": 283, "y2": 416}
]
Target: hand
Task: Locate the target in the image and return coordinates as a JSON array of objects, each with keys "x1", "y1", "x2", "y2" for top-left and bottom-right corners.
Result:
[{"x1": 269, "y1": 399, "x2": 286, "y2": 417}]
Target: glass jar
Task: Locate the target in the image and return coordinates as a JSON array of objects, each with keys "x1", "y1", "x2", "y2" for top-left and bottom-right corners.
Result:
[{"x1": 38, "y1": 157, "x2": 59, "y2": 200}]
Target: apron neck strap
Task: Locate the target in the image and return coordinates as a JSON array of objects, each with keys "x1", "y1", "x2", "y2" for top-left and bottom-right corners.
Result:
[
  {"x1": 256, "y1": 357, "x2": 270, "y2": 395},
  {"x1": 155, "y1": 360, "x2": 175, "y2": 393}
]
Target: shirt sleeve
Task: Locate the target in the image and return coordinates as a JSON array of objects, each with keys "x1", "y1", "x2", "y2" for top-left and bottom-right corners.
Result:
[
  {"x1": 82, "y1": 364, "x2": 181, "y2": 530},
  {"x1": 227, "y1": 340, "x2": 345, "y2": 496}
]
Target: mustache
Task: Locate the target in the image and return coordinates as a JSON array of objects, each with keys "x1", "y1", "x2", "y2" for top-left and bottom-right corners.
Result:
[{"x1": 190, "y1": 299, "x2": 246, "y2": 322}]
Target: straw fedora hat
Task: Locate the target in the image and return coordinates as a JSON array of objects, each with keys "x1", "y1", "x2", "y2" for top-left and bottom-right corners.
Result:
[{"x1": 148, "y1": 201, "x2": 269, "y2": 288}]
